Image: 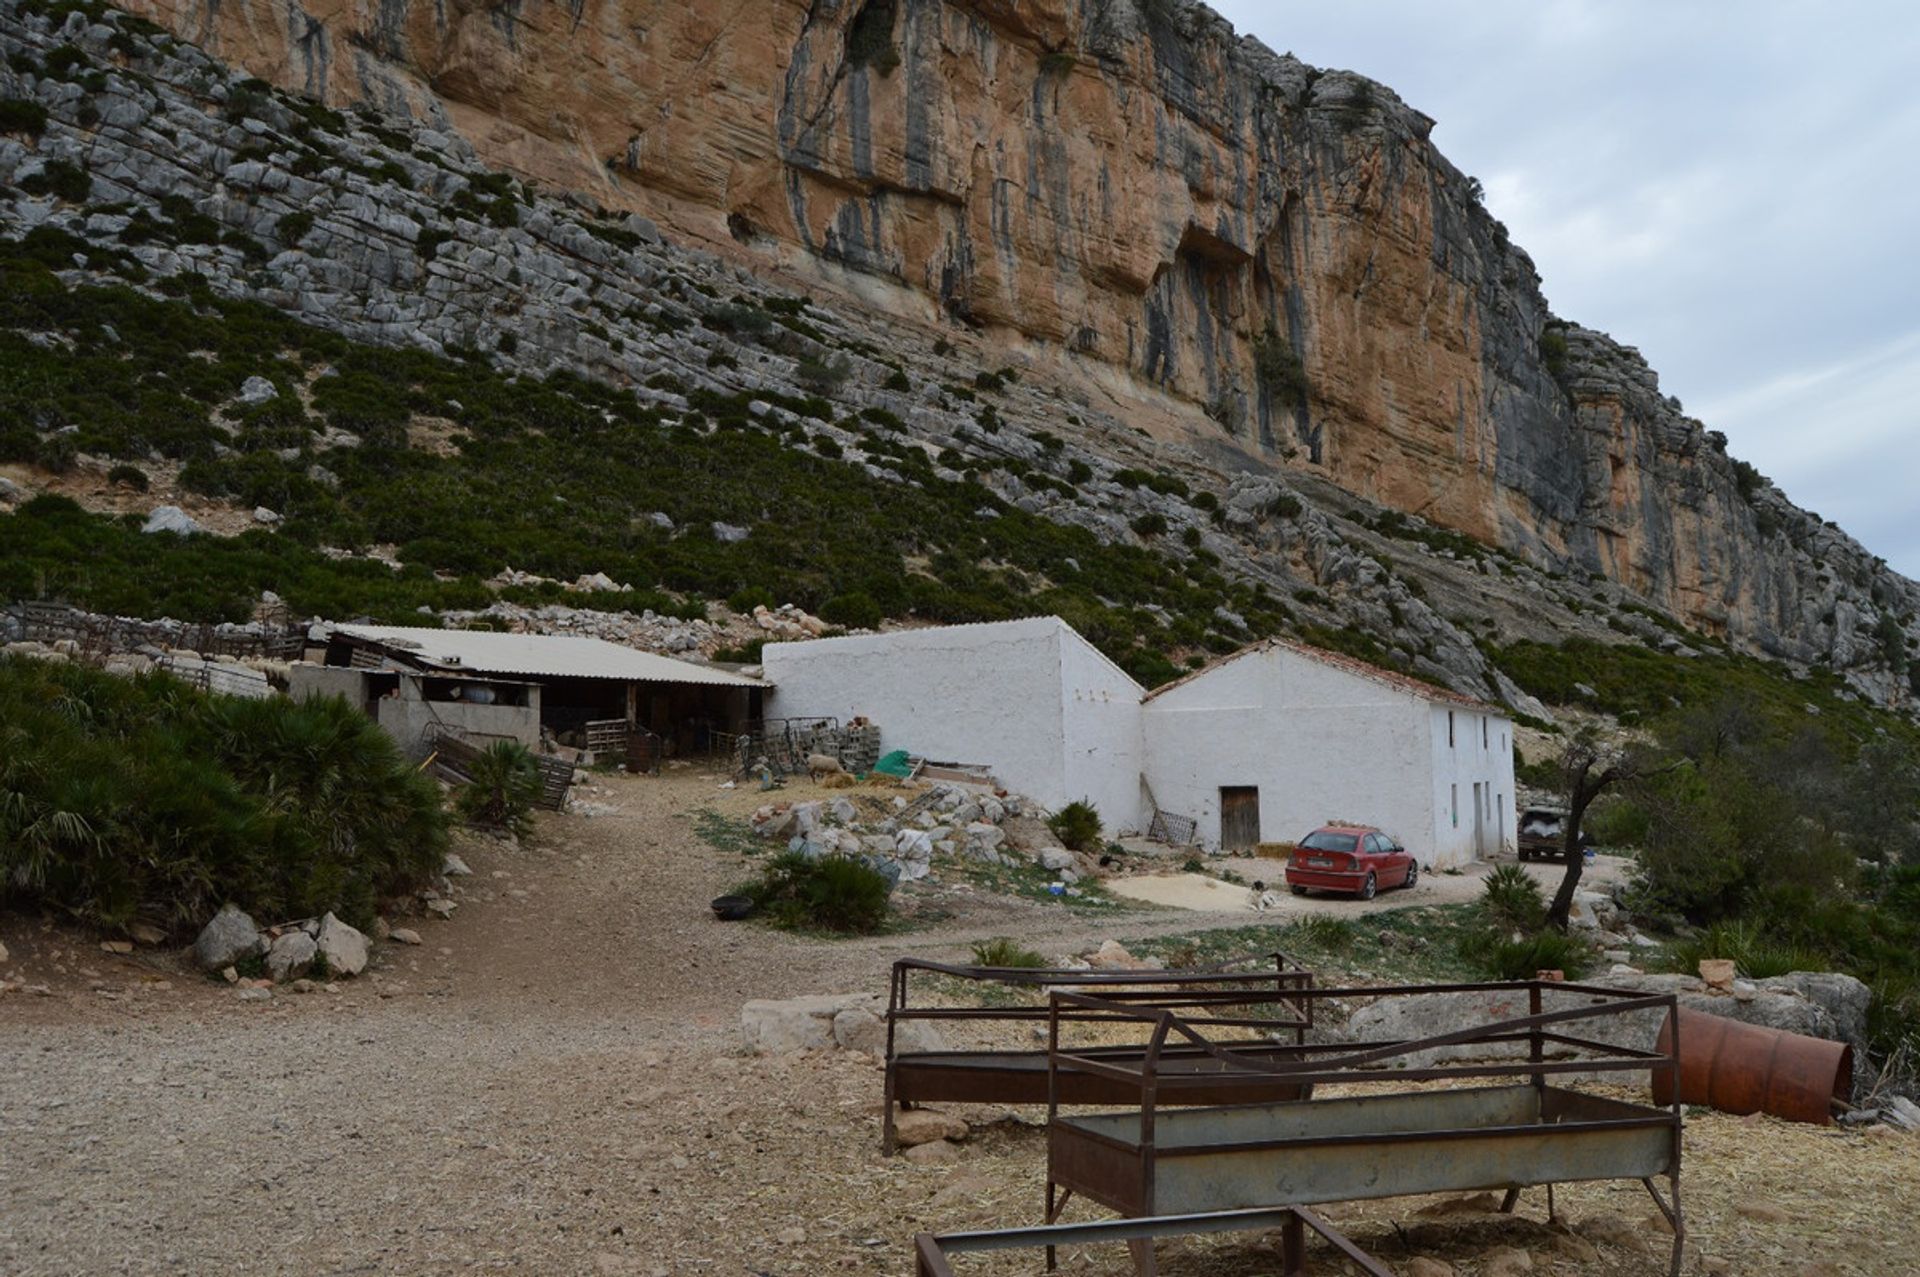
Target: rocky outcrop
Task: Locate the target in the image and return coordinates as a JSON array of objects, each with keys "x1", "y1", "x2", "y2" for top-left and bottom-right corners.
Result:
[
  {"x1": 98, "y1": 0, "x2": 1920, "y2": 685},
  {"x1": 0, "y1": 2, "x2": 1912, "y2": 711}
]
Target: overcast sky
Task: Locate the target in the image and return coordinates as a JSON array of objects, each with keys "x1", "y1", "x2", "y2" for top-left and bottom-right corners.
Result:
[{"x1": 1212, "y1": 1, "x2": 1920, "y2": 580}]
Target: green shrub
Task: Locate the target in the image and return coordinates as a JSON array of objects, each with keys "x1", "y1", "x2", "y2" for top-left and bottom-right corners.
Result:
[
  {"x1": 883, "y1": 369, "x2": 911, "y2": 392},
  {"x1": 1130, "y1": 512, "x2": 1168, "y2": 538},
  {"x1": 820, "y1": 591, "x2": 882, "y2": 629},
  {"x1": 1480, "y1": 863, "x2": 1546, "y2": 931},
  {"x1": 1047, "y1": 800, "x2": 1102, "y2": 852},
  {"x1": 105, "y1": 463, "x2": 149, "y2": 491},
  {"x1": 1289, "y1": 914, "x2": 1356, "y2": 953},
  {"x1": 0, "y1": 98, "x2": 50, "y2": 137},
  {"x1": 1461, "y1": 928, "x2": 1594, "y2": 981},
  {"x1": 1253, "y1": 327, "x2": 1308, "y2": 399},
  {"x1": 0, "y1": 660, "x2": 446, "y2": 936},
  {"x1": 734, "y1": 851, "x2": 891, "y2": 934},
  {"x1": 1539, "y1": 327, "x2": 1569, "y2": 376},
  {"x1": 453, "y1": 739, "x2": 541, "y2": 834},
  {"x1": 970, "y1": 936, "x2": 1048, "y2": 968},
  {"x1": 18, "y1": 158, "x2": 91, "y2": 202}
]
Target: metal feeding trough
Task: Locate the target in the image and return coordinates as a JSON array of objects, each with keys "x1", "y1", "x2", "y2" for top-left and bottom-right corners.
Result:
[
  {"x1": 914, "y1": 979, "x2": 1688, "y2": 1277},
  {"x1": 882, "y1": 955, "x2": 1317, "y2": 1155}
]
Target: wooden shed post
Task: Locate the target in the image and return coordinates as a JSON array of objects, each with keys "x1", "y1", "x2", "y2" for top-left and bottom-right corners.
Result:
[{"x1": 625, "y1": 682, "x2": 638, "y2": 728}]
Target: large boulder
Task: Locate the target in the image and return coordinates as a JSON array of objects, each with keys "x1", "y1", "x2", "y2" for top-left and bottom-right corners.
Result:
[
  {"x1": 193, "y1": 905, "x2": 267, "y2": 971},
  {"x1": 892, "y1": 1107, "x2": 969, "y2": 1147},
  {"x1": 141, "y1": 505, "x2": 202, "y2": 536},
  {"x1": 265, "y1": 931, "x2": 317, "y2": 983},
  {"x1": 742, "y1": 993, "x2": 870, "y2": 1053},
  {"x1": 741, "y1": 993, "x2": 945, "y2": 1055},
  {"x1": 1342, "y1": 971, "x2": 1874, "y2": 1080},
  {"x1": 314, "y1": 912, "x2": 369, "y2": 977}
]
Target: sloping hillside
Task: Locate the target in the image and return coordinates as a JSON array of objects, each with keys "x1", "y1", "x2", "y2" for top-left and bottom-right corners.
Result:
[
  {"x1": 0, "y1": 0, "x2": 1914, "y2": 725},
  {"x1": 81, "y1": 0, "x2": 1920, "y2": 705}
]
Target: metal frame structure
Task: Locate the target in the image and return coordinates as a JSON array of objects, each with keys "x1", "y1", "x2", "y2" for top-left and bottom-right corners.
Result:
[
  {"x1": 882, "y1": 955, "x2": 1316, "y2": 1155},
  {"x1": 913, "y1": 1205, "x2": 1393, "y2": 1277},
  {"x1": 1024, "y1": 979, "x2": 1684, "y2": 1277}
]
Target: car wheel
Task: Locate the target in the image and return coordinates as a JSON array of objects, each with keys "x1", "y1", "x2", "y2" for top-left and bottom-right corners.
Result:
[
  {"x1": 1403, "y1": 861, "x2": 1418, "y2": 890},
  {"x1": 1358, "y1": 872, "x2": 1377, "y2": 901},
  {"x1": 1290, "y1": 885, "x2": 1308, "y2": 896}
]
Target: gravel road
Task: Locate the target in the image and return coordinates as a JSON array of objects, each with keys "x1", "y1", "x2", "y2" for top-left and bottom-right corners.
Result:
[{"x1": 1, "y1": 770, "x2": 1911, "y2": 1275}]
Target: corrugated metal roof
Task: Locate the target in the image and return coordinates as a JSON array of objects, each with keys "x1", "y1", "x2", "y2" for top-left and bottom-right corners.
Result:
[{"x1": 329, "y1": 625, "x2": 765, "y2": 688}]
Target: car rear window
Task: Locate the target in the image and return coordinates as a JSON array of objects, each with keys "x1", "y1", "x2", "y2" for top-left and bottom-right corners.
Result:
[{"x1": 1300, "y1": 832, "x2": 1358, "y2": 853}]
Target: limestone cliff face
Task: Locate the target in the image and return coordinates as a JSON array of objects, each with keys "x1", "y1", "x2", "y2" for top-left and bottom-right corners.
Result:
[{"x1": 108, "y1": 0, "x2": 1920, "y2": 676}]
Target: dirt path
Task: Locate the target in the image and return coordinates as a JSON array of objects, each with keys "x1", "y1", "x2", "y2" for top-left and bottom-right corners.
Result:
[{"x1": 1, "y1": 768, "x2": 1911, "y2": 1276}]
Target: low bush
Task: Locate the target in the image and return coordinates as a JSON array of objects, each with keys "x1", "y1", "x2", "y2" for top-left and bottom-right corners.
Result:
[
  {"x1": 0, "y1": 98, "x2": 50, "y2": 137},
  {"x1": 452, "y1": 739, "x2": 540, "y2": 834},
  {"x1": 1461, "y1": 927, "x2": 1594, "y2": 981},
  {"x1": 0, "y1": 658, "x2": 446, "y2": 936},
  {"x1": 1289, "y1": 914, "x2": 1357, "y2": 953},
  {"x1": 105, "y1": 463, "x2": 149, "y2": 490},
  {"x1": 1046, "y1": 799, "x2": 1102, "y2": 852},
  {"x1": 732, "y1": 852, "x2": 891, "y2": 934},
  {"x1": 1480, "y1": 863, "x2": 1545, "y2": 931},
  {"x1": 970, "y1": 936, "x2": 1047, "y2": 968},
  {"x1": 18, "y1": 158, "x2": 91, "y2": 202}
]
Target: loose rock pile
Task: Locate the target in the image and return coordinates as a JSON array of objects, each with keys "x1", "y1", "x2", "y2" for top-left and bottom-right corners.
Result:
[
  {"x1": 190, "y1": 904, "x2": 373, "y2": 997},
  {"x1": 749, "y1": 783, "x2": 1088, "y2": 885}
]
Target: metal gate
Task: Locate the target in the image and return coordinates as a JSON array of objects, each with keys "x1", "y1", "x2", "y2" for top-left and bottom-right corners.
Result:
[{"x1": 1219, "y1": 786, "x2": 1260, "y2": 851}]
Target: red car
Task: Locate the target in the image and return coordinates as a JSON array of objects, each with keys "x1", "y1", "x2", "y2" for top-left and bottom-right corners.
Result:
[{"x1": 1285, "y1": 825, "x2": 1417, "y2": 900}]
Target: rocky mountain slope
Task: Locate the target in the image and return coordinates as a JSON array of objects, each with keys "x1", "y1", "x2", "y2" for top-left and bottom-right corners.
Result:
[
  {"x1": 0, "y1": 0, "x2": 1914, "y2": 717},
  {"x1": 97, "y1": 0, "x2": 1920, "y2": 696}
]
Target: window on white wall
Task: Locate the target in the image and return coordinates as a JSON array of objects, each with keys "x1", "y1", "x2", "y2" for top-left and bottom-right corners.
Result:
[
  {"x1": 1482, "y1": 717, "x2": 1488, "y2": 750},
  {"x1": 1451, "y1": 784, "x2": 1458, "y2": 828},
  {"x1": 1448, "y1": 711, "x2": 1455, "y2": 748}
]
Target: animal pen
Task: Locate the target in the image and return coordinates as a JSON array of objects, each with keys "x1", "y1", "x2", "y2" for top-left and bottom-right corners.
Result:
[
  {"x1": 883, "y1": 956, "x2": 1317, "y2": 1155},
  {"x1": 911, "y1": 979, "x2": 1686, "y2": 1277}
]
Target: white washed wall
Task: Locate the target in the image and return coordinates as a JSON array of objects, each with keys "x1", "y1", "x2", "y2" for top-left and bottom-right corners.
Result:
[
  {"x1": 1427, "y1": 706, "x2": 1518, "y2": 866},
  {"x1": 1144, "y1": 647, "x2": 1433, "y2": 859},
  {"x1": 762, "y1": 618, "x2": 1079, "y2": 809},
  {"x1": 1057, "y1": 629, "x2": 1149, "y2": 835}
]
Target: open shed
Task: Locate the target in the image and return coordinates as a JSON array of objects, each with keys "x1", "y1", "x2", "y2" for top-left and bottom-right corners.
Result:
[{"x1": 316, "y1": 624, "x2": 766, "y2": 757}]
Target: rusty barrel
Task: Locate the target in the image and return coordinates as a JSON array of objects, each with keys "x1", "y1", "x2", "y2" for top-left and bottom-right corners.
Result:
[{"x1": 1654, "y1": 1005, "x2": 1850, "y2": 1125}]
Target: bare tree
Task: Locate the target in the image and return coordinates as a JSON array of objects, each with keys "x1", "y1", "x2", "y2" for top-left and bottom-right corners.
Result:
[{"x1": 1543, "y1": 729, "x2": 1667, "y2": 931}]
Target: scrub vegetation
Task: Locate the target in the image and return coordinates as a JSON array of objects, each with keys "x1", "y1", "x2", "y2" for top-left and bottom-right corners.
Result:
[
  {"x1": 0, "y1": 655, "x2": 447, "y2": 937},
  {"x1": 0, "y1": 236, "x2": 1292, "y2": 688}
]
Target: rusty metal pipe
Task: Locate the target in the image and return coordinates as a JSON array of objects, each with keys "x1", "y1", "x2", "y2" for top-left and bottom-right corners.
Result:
[{"x1": 1653, "y1": 1005, "x2": 1851, "y2": 1125}]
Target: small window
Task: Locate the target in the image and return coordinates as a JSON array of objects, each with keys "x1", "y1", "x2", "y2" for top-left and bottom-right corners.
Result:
[
  {"x1": 1482, "y1": 717, "x2": 1489, "y2": 749},
  {"x1": 1448, "y1": 711, "x2": 1455, "y2": 748},
  {"x1": 1451, "y1": 784, "x2": 1459, "y2": 828}
]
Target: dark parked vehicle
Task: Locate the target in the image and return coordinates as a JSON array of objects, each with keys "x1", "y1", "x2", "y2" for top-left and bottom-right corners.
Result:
[
  {"x1": 1285, "y1": 824, "x2": 1417, "y2": 900},
  {"x1": 1516, "y1": 806, "x2": 1593, "y2": 862}
]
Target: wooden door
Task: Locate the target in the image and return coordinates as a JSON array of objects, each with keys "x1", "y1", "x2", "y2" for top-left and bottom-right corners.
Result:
[{"x1": 1219, "y1": 786, "x2": 1260, "y2": 851}]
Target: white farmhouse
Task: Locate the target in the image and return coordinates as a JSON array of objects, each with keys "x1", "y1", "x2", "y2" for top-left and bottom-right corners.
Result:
[
  {"x1": 1142, "y1": 639, "x2": 1516, "y2": 867},
  {"x1": 762, "y1": 617, "x2": 1515, "y2": 869},
  {"x1": 759, "y1": 617, "x2": 1145, "y2": 822}
]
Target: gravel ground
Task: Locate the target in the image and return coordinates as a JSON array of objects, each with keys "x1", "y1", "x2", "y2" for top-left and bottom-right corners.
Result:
[{"x1": 1, "y1": 769, "x2": 1913, "y2": 1276}]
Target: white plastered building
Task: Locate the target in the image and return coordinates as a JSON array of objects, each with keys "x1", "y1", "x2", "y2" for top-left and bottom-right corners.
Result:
[
  {"x1": 762, "y1": 618, "x2": 1515, "y2": 867},
  {"x1": 1141, "y1": 639, "x2": 1516, "y2": 867},
  {"x1": 759, "y1": 617, "x2": 1146, "y2": 824}
]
